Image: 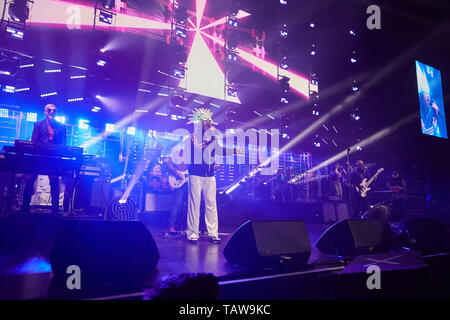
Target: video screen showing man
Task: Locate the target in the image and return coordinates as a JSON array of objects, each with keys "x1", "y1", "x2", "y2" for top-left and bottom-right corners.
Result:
[{"x1": 416, "y1": 60, "x2": 447, "y2": 139}]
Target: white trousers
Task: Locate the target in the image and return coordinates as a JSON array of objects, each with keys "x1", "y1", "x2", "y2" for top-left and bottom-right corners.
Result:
[{"x1": 187, "y1": 175, "x2": 218, "y2": 237}]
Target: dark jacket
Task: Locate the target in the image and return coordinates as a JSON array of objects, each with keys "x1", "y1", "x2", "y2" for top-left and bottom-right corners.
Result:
[
  {"x1": 188, "y1": 134, "x2": 216, "y2": 177},
  {"x1": 31, "y1": 119, "x2": 67, "y2": 145}
]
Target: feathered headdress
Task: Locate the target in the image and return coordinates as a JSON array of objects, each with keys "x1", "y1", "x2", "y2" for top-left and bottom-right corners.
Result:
[{"x1": 187, "y1": 107, "x2": 217, "y2": 124}]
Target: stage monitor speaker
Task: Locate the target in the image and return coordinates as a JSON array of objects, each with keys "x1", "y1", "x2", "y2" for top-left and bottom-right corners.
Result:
[
  {"x1": 223, "y1": 220, "x2": 311, "y2": 269},
  {"x1": 50, "y1": 220, "x2": 159, "y2": 285},
  {"x1": 403, "y1": 218, "x2": 448, "y2": 252},
  {"x1": 73, "y1": 176, "x2": 110, "y2": 214},
  {"x1": 316, "y1": 219, "x2": 391, "y2": 257}
]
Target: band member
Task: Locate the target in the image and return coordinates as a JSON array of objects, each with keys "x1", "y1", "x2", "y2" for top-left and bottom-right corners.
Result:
[
  {"x1": 330, "y1": 162, "x2": 346, "y2": 200},
  {"x1": 164, "y1": 151, "x2": 188, "y2": 234},
  {"x1": 387, "y1": 170, "x2": 407, "y2": 219},
  {"x1": 21, "y1": 104, "x2": 66, "y2": 214},
  {"x1": 350, "y1": 160, "x2": 371, "y2": 218},
  {"x1": 183, "y1": 108, "x2": 221, "y2": 243},
  {"x1": 183, "y1": 108, "x2": 242, "y2": 243}
]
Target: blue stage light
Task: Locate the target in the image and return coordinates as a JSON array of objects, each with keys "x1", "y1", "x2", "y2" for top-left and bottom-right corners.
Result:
[
  {"x1": 105, "y1": 123, "x2": 115, "y2": 133},
  {"x1": 99, "y1": 10, "x2": 113, "y2": 24},
  {"x1": 2, "y1": 85, "x2": 15, "y2": 93},
  {"x1": 79, "y1": 119, "x2": 89, "y2": 129},
  {"x1": 6, "y1": 26, "x2": 24, "y2": 40},
  {"x1": 0, "y1": 108, "x2": 9, "y2": 118},
  {"x1": 26, "y1": 112, "x2": 37, "y2": 122},
  {"x1": 97, "y1": 60, "x2": 107, "y2": 67},
  {"x1": 127, "y1": 127, "x2": 136, "y2": 135},
  {"x1": 55, "y1": 116, "x2": 65, "y2": 124}
]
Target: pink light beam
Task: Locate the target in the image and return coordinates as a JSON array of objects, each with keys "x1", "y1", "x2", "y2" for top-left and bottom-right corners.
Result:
[
  {"x1": 196, "y1": 0, "x2": 207, "y2": 29},
  {"x1": 200, "y1": 31, "x2": 309, "y2": 99}
]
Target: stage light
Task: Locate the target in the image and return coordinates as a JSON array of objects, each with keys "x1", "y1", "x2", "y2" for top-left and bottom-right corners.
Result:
[
  {"x1": 313, "y1": 110, "x2": 319, "y2": 116},
  {"x1": 97, "y1": 59, "x2": 107, "y2": 67},
  {"x1": 2, "y1": 85, "x2": 15, "y2": 93},
  {"x1": 68, "y1": 97, "x2": 84, "y2": 102},
  {"x1": 352, "y1": 114, "x2": 360, "y2": 120},
  {"x1": 8, "y1": 0, "x2": 30, "y2": 23},
  {"x1": 6, "y1": 25, "x2": 24, "y2": 39},
  {"x1": 280, "y1": 0, "x2": 287, "y2": 4},
  {"x1": 19, "y1": 63, "x2": 34, "y2": 68},
  {"x1": 280, "y1": 58, "x2": 288, "y2": 70},
  {"x1": 155, "y1": 112, "x2": 168, "y2": 116},
  {"x1": 314, "y1": 142, "x2": 321, "y2": 147},
  {"x1": 310, "y1": 50, "x2": 316, "y2": 56},
  {"x1": 356, "y1": 145, "x2": 362, "y2": 151},
  {"x1": 350, "y1": 30, "x2": 356, "y2": 36},
  {"x1": 309, "y1": 23, "x2": 315, "y2": 28},
  {"x1": 15, "y1": 87, "x2": 29, "y2": 92},
  {"x1": 279, "y1": 76, "x2": 290, "y2": 92},
  {"x1": 95, "y1": 94, "x2": 102, "y2": 99},
  {"x1": 280, "y1": 96, "x2": 289, "y2": 104},
  {"x1": 101, "y1": 0, "x2": 115, "y2": 10},
  {"x1": 44, "y1": 69, "x2": 61, "y2": 73},
  {"x1": 70, "y1": 75, "x2": 86, "y2": 79},
  {"x1": 55, "y1": 116, "x2": 65, "y2": 124},
  {"x1": 227, "y1": 37, "x2": 238, "y2": 50},
  {"x1": 0, "y1": 109, "x2": 9, "y2": 118},
  {"x1": 227, "y1": 86, "x2": 238, "y2": 97},
  {"x1": 0, "y1": 58, "x2": 20, "y2": 76},
  {"x1": 105, "y1": 123, "x2": 115, "y2": 132},
  {"x1": 280, "y1": 29, "x2": 288, "y2": 38},
  {"x1": 175, "y1": 25, "x2": 187, "y2": 38},
  {"x1": 100, "y1": 48, "x2": 106, "y2": 53},
  {"x1": 173, "y1": 46, "x2": 188, "y2": 65},
  {"x1": 127, "y1": 127, "x2": 135, "y2": 135},
  {"x1": 99, "y1": 10, "x2": 113, "y2": 24},
  {"x1": 173, "y1": 67, "x2": 185, "y2": 79},
  {"x1": 26, "y1": 112, "x2": 37, "y2": 122},
  {"x1": 351, "y1": 58, "x2": 357, "y2": 63},
  {"x1": 227, "y1": 52, "x2": 237, "y2": 61},
  {"x1": 175, "y1": 6, "x2": 188, "y2": 24},
  {"x1": 352, "y1": 86, "x2": 359, "y2": 91},
  {"x1": 228, "y1": 16, "x2": 238, "y2": 27},
  {"x1": 91, "y1": 107, "x2": 101, "y2": 112},
  {"x1": 40, "y1": 92, "x2": 57, "y2": 97},
  {"x1": 171, "y1": 92, "x2": 185, "y2": 106},
  {"x1": 79, "y1": 119, "x2": 89, "y2": 129}
]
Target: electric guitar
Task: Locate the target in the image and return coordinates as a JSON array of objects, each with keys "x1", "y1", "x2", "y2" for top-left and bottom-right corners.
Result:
[
  {"x1": 168, "y1": 169, "x2": 189, "y2": 189},
  {"x1": 355, "y1": 168, "x2": 384, "y2": 198}
]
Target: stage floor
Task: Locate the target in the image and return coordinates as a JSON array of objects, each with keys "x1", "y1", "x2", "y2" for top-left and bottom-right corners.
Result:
[{"x1": 0, "y1": 212, "x2": 334, "y2": 300}]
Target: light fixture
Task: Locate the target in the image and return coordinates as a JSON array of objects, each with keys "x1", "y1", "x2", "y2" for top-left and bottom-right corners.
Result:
[{"x1": 8, "y1": 0, "x2": 30, "y2": 23}]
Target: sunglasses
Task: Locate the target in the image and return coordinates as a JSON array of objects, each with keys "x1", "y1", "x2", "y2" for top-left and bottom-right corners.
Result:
[{"x1": 47, "y1": 109, "x2": 57, "y2": 113}]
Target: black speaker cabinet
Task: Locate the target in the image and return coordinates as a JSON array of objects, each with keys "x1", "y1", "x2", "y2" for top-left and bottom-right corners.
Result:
[
  {"x1": 316, "y1": 219, "x2": 391, "y2": 257},
  {"x1": 223, "y1": 220, "x2": 311, "y2": 269},
  {"x1": 403, "y1": 218, "x2": 448, "y2": 252},
  {"x1": 50, "y1": 220, "x2": 159, "y2": 285}
]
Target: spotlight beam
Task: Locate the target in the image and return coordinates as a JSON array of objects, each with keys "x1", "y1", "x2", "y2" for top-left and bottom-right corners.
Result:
[
  {"x1": 81, "y1": 97, "x2": 165, "y2": 149},
  {"x1": 196, "y1": 0, "x2": 207, "y2": 29},
  {"x1": 289, "y1": 112, "x2": 418, "y2": 183}
]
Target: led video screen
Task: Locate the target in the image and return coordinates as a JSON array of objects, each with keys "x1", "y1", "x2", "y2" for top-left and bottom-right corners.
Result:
[{"x1": 416, "y1": 60, "x2": 447, "y2": 139}]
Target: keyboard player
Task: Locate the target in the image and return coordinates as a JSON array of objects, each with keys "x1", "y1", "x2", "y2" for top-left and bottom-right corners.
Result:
[{"x1": 21, "y1": 104, "x2": 67, "y2": 214}]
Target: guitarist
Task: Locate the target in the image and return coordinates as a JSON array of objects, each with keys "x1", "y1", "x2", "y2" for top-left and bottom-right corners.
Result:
[
  {"x1": 350, "y1": 160, "x2": 373, "y2": 218},
  {"x1": 164, "y1": 154, "x2": 188, "y2": 234}
]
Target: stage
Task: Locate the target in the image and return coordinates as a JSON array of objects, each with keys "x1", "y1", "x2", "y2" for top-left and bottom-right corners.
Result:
[{"x1": 0, "y1": 200, "x2": 449, "y2": 300}]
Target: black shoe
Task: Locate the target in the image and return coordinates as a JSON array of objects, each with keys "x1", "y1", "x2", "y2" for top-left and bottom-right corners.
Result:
[{"x1": 209, "y1": 236, "x2": 221, "y2": 243}]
